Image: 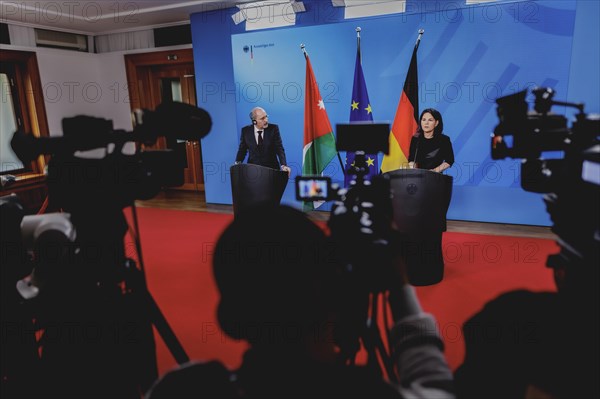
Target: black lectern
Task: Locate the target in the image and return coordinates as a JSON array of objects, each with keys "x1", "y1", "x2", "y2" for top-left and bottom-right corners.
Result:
[
  {"x1": 385, "y1": 169, "x2": 453, "y2": 286},
  {"x1": 230, "y1": 164, "x2": 288, "y2": 216}
]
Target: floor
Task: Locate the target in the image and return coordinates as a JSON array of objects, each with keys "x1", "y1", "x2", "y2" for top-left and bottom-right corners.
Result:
[{"x1": 135, "y1": 189, "x2": 556, "y2": 240}]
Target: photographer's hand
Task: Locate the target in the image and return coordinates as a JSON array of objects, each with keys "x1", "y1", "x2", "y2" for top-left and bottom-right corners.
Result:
[{"x1": 386, "y1": 254, "x2": 454, "y2": 397}]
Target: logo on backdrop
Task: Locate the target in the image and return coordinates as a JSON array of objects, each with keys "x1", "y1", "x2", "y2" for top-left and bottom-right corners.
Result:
[
  {"x1": 243, "y1": 45, "x2": 253, "y2": 63},
  {"x1": 242, "y1": 43, "x2": 275, "y2": 63}
]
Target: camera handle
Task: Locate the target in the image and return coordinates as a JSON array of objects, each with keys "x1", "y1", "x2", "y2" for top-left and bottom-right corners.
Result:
[
  {"x1": 348, "y1": 151, "x2": 370, "y2": 185},
  {"x1": 532, "y1": 87, "x2": 585, "y2": 115}
]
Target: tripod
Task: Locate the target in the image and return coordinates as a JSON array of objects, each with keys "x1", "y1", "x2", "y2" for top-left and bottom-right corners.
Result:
[
  {"x1": 336, "y1": 293, "x2": 397, "y2": 380},
  {"x1": 5, "y1": 103, "x2": 211, "y2": 398},
  {"x1": 334, "y1": 152, "x2": 398, "y2": 382},
  {"x1": 27, "y1": 154, "x2": 190, "y2": 398}
]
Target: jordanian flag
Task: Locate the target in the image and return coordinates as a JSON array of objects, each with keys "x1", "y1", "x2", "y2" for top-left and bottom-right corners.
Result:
[
  {"x1": 302, "y1": 55, "x2": 337, "y2": 210},
  {"x1": 380, "y1": 39, "x2": 420, "y2": 173}
]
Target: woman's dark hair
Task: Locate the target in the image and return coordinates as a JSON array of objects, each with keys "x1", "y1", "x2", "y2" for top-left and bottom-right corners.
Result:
[{"x1": 415, "y1": 108, "x2": 444, "y2": 137}]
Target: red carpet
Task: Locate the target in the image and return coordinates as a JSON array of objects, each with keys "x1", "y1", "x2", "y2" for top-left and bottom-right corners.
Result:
[{"x1": 127, "y1": 207, "x2": 558, "y2": 376}]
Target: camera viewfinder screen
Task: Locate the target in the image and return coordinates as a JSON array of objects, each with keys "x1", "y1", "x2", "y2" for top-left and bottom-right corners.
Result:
[{"x1": 297, "y1": 177, "x2": 329, "y2": 201}]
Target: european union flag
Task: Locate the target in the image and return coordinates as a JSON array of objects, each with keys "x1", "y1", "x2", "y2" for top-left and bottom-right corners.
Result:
[{"x1": 345, "y1": 48, "x2": 377, "y2": 187}]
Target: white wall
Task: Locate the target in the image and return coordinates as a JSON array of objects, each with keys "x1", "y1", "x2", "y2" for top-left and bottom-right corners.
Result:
[
  {"x1": 1, "y1": 43, "x2": 192, "y2": 157},
  {"x1": 34, "y1": 48, "x2": 133, "y2": 135},
  {"x1": 2, "y1": 44, "x2": 193, "y2": 133}
]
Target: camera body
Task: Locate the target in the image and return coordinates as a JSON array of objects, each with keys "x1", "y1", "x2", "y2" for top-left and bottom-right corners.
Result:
[
  {"x1": 10, "y1": 102, "x2": 211, "y2": 212},
  {"x1": 296, "y1": 122, "x2": 390, "y2": 202},
  {"x1": 492, "y1": 88, "x2": 599, "y2": 269}
]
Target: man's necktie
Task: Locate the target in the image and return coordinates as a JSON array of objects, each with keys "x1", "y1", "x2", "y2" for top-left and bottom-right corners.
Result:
[{"x1": 257, "y1": 130, "x2": 263, "y2": 146}]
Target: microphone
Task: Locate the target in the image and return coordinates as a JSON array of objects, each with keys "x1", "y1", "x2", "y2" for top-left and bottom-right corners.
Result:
[
  {"x1": 412, "y1": 136, "x2": 421, "y2": 168},
  {"x1": 134, "y1": 101, "x2": 212, "y2": 142}
]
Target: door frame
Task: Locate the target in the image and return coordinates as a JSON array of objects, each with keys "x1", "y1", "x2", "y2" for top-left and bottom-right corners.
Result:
[
  {"x1": 124, "y1": 49, "x2": 194, "y2": 111},
  {"x1": 124, "y1": 49, "x2": 204, "y2": 191}
]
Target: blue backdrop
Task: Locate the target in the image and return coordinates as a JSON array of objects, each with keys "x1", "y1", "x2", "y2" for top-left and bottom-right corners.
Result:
[{"x1": 192, "y1": 0, "x2": 600, "y2": 226}]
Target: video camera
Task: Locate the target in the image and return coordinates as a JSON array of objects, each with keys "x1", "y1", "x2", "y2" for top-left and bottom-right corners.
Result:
[
  {"x1": 296, "y1": 123, "x2": 397, "y2": 292},
  {"x1": 296, "y1": 123, "x2": 390, "y2": 202},
  {"x1": 4, "y1": 100, "x2": 212, "y2": 293},
  {"x1": 492, "y1": 88, "x2": 599, "y2": 271},
  {"x1": 1, "y1": 102, "x2": 211, "y2": 397},
  {"x1": 10, "y1": 102, "x2": 212, "y2": 210},
  {"x1": 295, "y1": 123, "x2": 403, "y2": 377}
]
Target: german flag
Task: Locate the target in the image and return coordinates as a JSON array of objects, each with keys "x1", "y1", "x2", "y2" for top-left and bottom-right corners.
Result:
[{"x1": 381, "y1": 32, "x2": 422, "y2": 173}]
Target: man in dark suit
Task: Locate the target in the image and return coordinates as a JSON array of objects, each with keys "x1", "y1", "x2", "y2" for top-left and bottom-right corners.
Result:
[{"x1": 235, "y1": 107, "x2": 291, "y2": 175}]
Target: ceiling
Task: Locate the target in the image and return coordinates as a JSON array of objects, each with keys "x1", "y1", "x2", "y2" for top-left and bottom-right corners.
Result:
[{"x1": 0, "y1": 0, "x2": 258, "y2": 35}]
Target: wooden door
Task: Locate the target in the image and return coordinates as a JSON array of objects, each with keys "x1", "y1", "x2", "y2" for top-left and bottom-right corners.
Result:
[{"x1": 124, "y1": 50, "x2": 203, "y2": 192}]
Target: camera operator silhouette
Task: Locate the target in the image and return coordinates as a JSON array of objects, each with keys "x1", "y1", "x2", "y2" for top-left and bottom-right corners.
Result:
[
  {"x1": 455, "y1": 257, "x2": 599, "y2": 398},
  {"x1": 146, "y1": 205, "x2": 455, "y2": 398},
  {"x1": 454, "y1": 89, "x2": 599, "y2": 398}
]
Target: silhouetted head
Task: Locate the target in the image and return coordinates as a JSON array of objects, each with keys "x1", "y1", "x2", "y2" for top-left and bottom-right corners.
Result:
[{"x1": 213, "y1": 205, "x2": 335, "y2": 346}]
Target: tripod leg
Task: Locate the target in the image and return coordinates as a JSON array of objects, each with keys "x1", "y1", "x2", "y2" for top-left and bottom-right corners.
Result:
[
  {"x1": 123, "y1": 263, "x2": 189, "y2": 391},
  {"x1": 127, "y1": 204, "x2": 189, "y2": 367},
  {"x1": 363, "y1": 294, "x2": 397, "y2": 382},
  {"x1": 143, "y1": 290, "x2": 190, "y2": 365}
]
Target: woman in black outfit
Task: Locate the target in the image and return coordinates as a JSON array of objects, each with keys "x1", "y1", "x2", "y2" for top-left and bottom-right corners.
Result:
[
  {"x1": 404, "y1": 108, "x2": 454, "y2": 286},
  {"x1": 408, "y1": 108, "x2": 454, "y2": 173}
]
